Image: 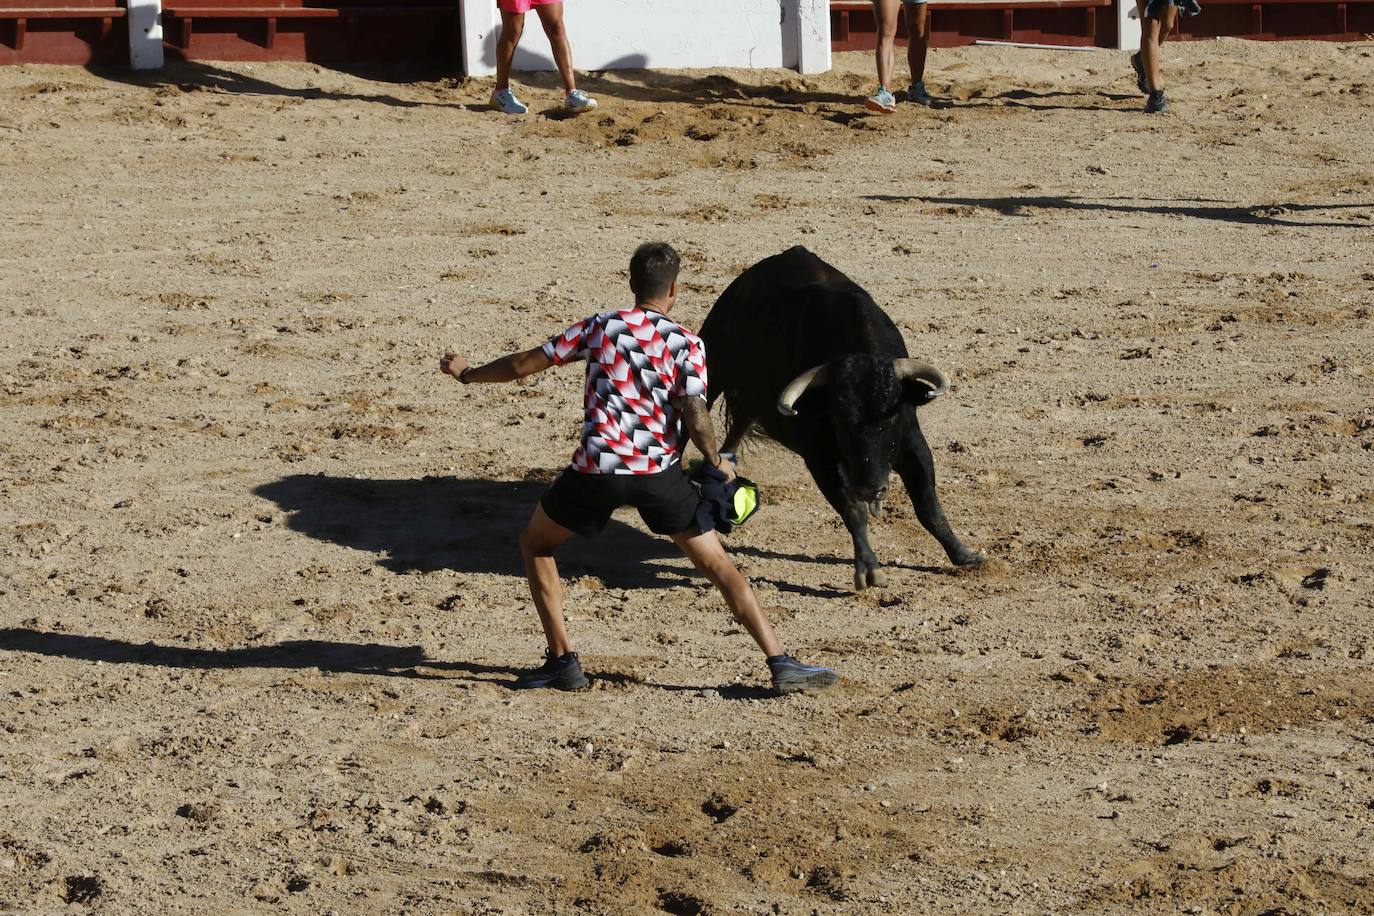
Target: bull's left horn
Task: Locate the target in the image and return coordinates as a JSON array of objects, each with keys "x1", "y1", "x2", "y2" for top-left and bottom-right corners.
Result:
[
  {"x1": 777, "y1": 364, "x2": 828, "y2": 416},
  {"x1": 894, "y1": 359, "x2": 950, "y2": 399}
]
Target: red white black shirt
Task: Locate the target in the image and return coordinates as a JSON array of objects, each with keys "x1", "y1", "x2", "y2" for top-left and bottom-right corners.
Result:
[{"x1": 542, "y1": 306, "x2": 708, "y2": 475}]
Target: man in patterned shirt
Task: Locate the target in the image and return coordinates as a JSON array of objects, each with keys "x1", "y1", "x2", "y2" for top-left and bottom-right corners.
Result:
[{"x1": 440, "y1": 242, "x2": 837, "y2": 695}]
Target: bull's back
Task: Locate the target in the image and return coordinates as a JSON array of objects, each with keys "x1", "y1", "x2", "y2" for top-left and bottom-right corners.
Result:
[
  {"x1": 702, "y1": 248, "x2": 904, "y2": 392},
  {"x1": 703, "y1": 245, "x2": 851, "y2": 354}
]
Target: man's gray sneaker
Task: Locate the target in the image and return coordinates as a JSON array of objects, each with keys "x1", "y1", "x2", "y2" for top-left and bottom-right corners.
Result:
[
  {"x1": 513, "y1": 650, "x2": 589, "y2": 690},
  {"x1": 1145, "y1": 89, "x2": 1168, "y2": 114},
  {"x1": 768, "y1": 654, "x2": 838, "y2": 694}
]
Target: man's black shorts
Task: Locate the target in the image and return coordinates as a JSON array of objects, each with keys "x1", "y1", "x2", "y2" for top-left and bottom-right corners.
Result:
[{"x1": 540, "y1": 465, "x2": 700, "y2": 537}]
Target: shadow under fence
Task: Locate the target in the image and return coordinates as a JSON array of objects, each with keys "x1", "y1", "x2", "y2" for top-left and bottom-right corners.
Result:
[
  {"x1": 864, "y1": 193, "x2": 1374, "y2": 229},
  {"x1": 85, "y1": 58, "x2": 461, "y2": 108}
]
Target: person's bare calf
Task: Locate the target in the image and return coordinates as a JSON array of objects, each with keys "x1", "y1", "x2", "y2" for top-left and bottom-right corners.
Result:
[{"x1": 671, "y1": 527, "x2": 782, "y2": 657}]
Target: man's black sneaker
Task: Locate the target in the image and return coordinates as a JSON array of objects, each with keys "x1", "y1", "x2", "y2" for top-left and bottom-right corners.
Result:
[
  {"x1": 1145, "y1": 90, "x2": 1169, "y2": 114},
  {"x1": 1129, "y1": 52, "x2": 1148, "y2": 95},
  {"x1": 513, "y1": 651, "x2": 590, "y2": 691},
  {"x1": 767, "y1": 654, "x2": 838, "y2": 695}
]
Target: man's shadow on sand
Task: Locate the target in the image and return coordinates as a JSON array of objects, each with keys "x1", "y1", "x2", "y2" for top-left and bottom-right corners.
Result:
[
  {"x1": 253, "y1": 472, "x2": 691, "y2": 590},
  {"x1": 0, "y1": 629, "x2": 773, "y2": 697}
]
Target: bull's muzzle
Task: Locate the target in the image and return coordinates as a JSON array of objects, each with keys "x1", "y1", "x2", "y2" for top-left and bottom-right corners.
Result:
[{"x1": 840, "y1": 466, "x2": 887, "y2": 517}]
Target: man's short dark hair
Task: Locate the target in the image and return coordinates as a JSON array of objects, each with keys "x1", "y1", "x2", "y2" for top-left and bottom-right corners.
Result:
[{"x1": 629, "y1": 242, "x2": 680, "y2": 300}]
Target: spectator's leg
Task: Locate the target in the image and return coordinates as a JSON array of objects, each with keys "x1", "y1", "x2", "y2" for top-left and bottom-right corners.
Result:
[
  {"x1": 904, "y1": 2, "x2": 930, "y2": 86},
  {"x1": 871, "y1": 0, "x2": 900, "y2": 90},
  {"x1": 495, "y1": 10, "x2": 525, "y2": 93},
  {"x1": 535, "y1": 2, "x2": 577, "y2": 95},
  {"x1": 1140, "y1": 4, "x2": 1176, "y2": 91}
]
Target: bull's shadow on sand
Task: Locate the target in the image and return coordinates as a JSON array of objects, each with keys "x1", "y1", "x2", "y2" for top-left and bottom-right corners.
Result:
[{"x1": 253, "y1": 473, "x2": 690, "y2": 590}]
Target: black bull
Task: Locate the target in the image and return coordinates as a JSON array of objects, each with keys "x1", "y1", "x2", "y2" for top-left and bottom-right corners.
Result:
[{"x1": 700, "y1": 246, "x2": 986, "y2": 591}]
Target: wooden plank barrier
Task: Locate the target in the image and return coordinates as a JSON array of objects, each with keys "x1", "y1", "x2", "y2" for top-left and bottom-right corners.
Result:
[
  {"x1": 831, "y1": 0, "x2": 1374, "y2": 48},
  {"x1": 0, "y1": 0, "x2": 1370, "y2": 68},
  {"x1": 830, "y1": 0, "x2": 1116, "y2": 50},
  {"x1": 161, "y1": 0, "x2": 458, "y2": 62},
  {"x1": 0, "y1": 0, "x2": 128, "y2": 64}
]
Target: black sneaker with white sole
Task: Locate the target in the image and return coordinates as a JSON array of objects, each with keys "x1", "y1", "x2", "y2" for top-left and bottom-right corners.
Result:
[
  {"x1": 513, "y1": 651, "x2": 590, "y2": 691},
  {"x1": 767, "y1": 654, "x2": 838, "y2": 695}
]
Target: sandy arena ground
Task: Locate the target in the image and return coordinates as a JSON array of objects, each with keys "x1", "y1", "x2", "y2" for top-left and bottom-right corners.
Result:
[{"x1": 1, "y1": 38, "x2": 1373, "y2": 914}]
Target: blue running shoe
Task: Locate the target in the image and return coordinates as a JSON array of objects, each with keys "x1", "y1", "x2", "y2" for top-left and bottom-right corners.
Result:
[
  {"x1": 907, "y1": 80, "x2": 935, "y2": 108},
  {"x1": 564, "y1": 89, "x2": 598, "y2": 114},
  {"x1": 768, "y1": 654, "x2": 838, "y2": 694},
  {"x1": 513, "y1": 651, "x2": 589, "y2": 690},
  {"x1": 865, "y1": 86, "x2": 896, "y2": 114},
  {"x1": 1145, "y1": 89, "x2": 1169, "y2": 114},
  {"x1": 491, "y1": 87, "x2": 528, "y2": 115}
]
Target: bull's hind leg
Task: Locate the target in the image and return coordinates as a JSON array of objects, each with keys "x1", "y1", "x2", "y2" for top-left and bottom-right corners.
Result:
[
  {"x1": 895, "y1": 423, "x2": 986, "y2": 567},
  {"x1": 806, "y1": 459, "x2": 887, "y2": 592}
]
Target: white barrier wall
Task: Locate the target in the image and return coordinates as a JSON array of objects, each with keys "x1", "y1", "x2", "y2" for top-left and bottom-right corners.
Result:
[
  {"x1": 127, "y1": 0, "x2": 163, "y2": 70},
  {"x1": 1116, "y1": 0, "x2": 1142, "y2": 51},
  {"x1": 460, "y1": 0, "x2": 831, "y2": 77}
]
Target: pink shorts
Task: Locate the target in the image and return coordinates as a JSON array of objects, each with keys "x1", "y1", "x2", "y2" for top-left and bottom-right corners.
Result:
[{"x1": 498, "y1": 0, "x2": 561, "y2": 12}]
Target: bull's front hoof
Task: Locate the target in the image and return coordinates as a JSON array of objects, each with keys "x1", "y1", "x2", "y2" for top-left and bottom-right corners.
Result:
[
  {"x1": 853, "y1": 567, "x2": 888, "y2": 592},
  {"x1": 953, "y1": 550, "x2": 988, "y2": 568}
]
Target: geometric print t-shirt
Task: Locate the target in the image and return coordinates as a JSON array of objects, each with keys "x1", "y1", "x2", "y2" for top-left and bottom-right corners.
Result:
[{"x1": 541, "y1": 306, "x2": 708, "y2": 475}]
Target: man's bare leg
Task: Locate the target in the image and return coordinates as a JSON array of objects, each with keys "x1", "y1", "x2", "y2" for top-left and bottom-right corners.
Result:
[
  {"x1": 518, "y1": 505, "x2": 576, "y2": 656},
  {"x1": 671, "y1": 527, "x2": 783, "y2": 657},
  {"x1": 673, "y1": 527, "x2": 838, "y2": 692}
]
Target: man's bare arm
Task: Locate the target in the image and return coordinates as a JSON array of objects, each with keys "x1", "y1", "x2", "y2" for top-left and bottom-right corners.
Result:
[
  {"x1": 441, "y1": 347, "x2": 552, "y2": 384},
  {"x1": 676, "y1": 395, "x2": 735, "y2": 480}
]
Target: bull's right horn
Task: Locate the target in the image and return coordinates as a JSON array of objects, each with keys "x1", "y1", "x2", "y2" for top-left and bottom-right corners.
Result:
[
  {"x1": 893, "y1": 359, "x2": 950, "y2": 399},
  {"x1": 777, "y1": 364, "x2": 828, "y2": 416}
]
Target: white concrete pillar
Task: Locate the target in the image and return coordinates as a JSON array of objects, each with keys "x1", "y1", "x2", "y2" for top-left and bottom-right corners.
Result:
[
  {"x1": 127, "y1": 0, "x2": 163, "y2": 70},
  {"x1": 1116, "y1": 0, "x2": 1141, "y2": 50},
  {"x1": 793, "y1": 0, "x2": 831, "y2": 74},
  {"x1": 459, "y1": 0, "x2": 496, "y2": 77}
]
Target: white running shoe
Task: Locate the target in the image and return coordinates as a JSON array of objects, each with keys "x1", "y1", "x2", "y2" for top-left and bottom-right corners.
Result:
[
  {"x1": 565, "y1": 89, "x2": 598, "y2": 114},
  {"x1": 491, "y1": 87, "x2": 528, "y2": 115}
]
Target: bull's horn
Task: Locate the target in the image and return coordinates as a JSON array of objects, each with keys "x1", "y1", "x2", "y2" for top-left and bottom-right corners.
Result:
[
  {"x1": 894, "y1": 359, "x2": 950, "y2": 399},
  {"x1": 777, "y1": 364, "x2": 828, "y2": 417}
]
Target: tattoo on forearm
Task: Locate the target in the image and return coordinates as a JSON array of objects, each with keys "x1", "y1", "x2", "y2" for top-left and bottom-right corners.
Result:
[{"x1": 678, "y1": 397, "x2": 720, "y2": 465}]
